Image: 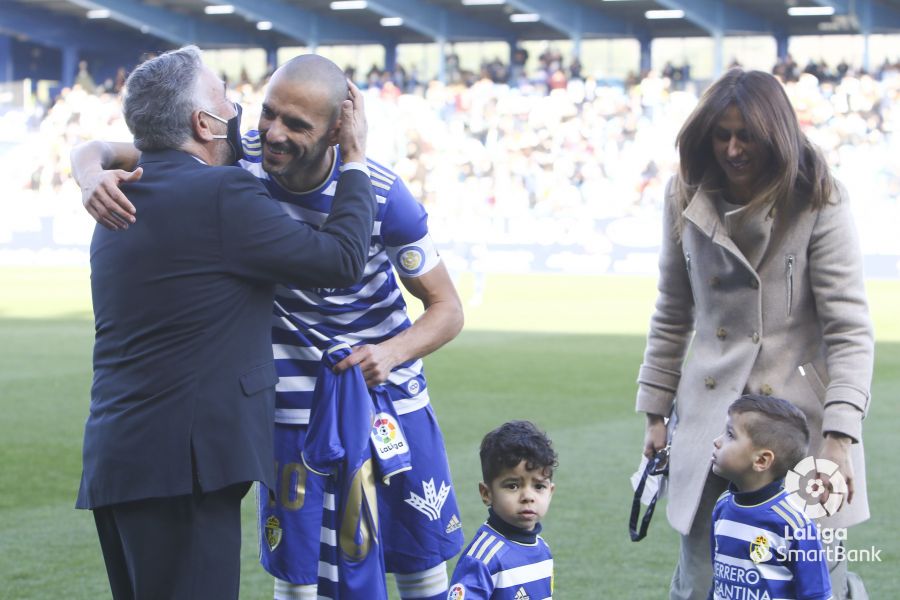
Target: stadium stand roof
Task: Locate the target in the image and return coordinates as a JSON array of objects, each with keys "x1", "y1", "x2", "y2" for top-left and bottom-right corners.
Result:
[{"x1": 1, "y1": 0, "x2": 899, "y2": 86}]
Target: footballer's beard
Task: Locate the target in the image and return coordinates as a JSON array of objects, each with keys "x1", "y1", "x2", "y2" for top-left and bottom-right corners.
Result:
[{"x1": 263, "y1": 139, "x2": 332, "y2": 190}]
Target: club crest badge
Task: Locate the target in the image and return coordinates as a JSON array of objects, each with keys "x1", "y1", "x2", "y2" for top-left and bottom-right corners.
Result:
[
  {"x1": 398, "y1": 246, "x2": 425, "y2": 275},
  {"x1": 265, "y1": 515, "x2": 283, "y2": 552},
  {"x1": 749, "y1": 534, "x2": 771, "y2": 564}
]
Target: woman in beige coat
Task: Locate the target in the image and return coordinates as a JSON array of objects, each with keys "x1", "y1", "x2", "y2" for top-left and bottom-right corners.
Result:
[{"x1": 636, "y1": 69, "x2": 874, "y2": 600}]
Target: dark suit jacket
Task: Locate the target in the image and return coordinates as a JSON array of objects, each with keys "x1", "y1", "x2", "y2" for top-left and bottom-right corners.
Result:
[{"x1": 77, "y1": 149, "x2": 375, "y2": 509}]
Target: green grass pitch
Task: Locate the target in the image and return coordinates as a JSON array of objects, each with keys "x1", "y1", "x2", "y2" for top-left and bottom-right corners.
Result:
[{"x1": 1, "y1": 268, "x2": 898, "y2": 599}]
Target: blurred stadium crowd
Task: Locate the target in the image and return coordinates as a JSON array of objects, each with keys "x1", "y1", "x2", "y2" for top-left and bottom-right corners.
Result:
[{"x1": 3, "y1": 56, "x2": 899, "y2": 276}]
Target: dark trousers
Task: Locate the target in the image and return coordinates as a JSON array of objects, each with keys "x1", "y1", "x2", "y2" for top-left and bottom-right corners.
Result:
[{"x1": 92, "y1": 482, "x2": 251, "y2": 600}]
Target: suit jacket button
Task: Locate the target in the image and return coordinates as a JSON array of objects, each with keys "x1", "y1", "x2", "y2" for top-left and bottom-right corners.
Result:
[
  {"x1": 710, "y1": 276, "x2": 721, "y2": 288},
  {"x1": 705, "y1": 376, "x2": 716, "y2": 389},
  {"x1": 751, "y1": 331, "x2": 760, "y2": 344},
  {"x1": 761, "y1": 384, "x2": 774, "y2": 395},
  {"x1": 749, "y1": 277, "x2": 759, "y2": 289},
  {"x1": 716, "y1": 327, "x2": 727, "y2": 340}
]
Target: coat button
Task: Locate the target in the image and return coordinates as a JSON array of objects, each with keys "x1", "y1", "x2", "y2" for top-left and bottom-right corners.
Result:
[
  {"x1": 710, "y1": 276, "x2": 721, "y2": 288},
  {"x1": 705, "y1": 376, "x2": 716, "y2": 389},
  {"x1": 751, "y1": 331, "x2": 760, "y2": 344},
  {"x1": 761, "y1": 384, "x2": 774, "y2": 395},
  {"x1": 716, "y1": 327, "x2": 727, "y2": 340},
  {"x1": 749, "y1": 278, "x2": 759, "y2": 289}
]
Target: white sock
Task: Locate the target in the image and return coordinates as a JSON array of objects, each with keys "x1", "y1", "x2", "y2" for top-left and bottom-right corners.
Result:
[
  {"x1": 273, "y1": 578, "x2": 317, "y2": 600},
  {"x1": 395, "y1": 563, "x2": 450, "y2": 599}
]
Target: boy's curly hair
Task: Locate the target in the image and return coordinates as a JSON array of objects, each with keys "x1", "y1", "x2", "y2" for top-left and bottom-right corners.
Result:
[{"x1": 480, "y1": 420, "x2": 558, "y2": 484}]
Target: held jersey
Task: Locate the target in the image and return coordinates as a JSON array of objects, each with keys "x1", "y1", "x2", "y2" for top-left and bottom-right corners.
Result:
[
  {"x1": 239, "y1": 132, "x2": 441, "y2": 425},
  {"x1": 448, "y1": 520, "x2": 553, "y2": 600},
  {"x1": 301, "y1": 343, "x2": 389, "y2": 600},
  {"x1": 709, "y1": 484, "x2": 832, "y2": 600}
]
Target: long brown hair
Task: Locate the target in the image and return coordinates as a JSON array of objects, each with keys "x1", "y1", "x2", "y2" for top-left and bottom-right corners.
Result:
[{"x1": 673, "y1": 69, "x2": 833, "y2": 230}]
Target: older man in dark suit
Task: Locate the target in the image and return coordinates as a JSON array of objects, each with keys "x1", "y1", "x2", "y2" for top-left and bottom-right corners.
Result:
[{"x1": 75, "y1": 46, "x2": 375, "y2": 600}]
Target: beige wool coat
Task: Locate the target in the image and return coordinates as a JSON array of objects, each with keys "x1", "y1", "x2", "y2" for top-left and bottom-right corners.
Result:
[{"x1": 636, "y1": 180, "x2": 874, "y2": 535}]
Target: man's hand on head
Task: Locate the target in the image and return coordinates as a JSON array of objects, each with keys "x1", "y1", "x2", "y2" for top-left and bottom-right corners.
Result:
[
  {"x1": 83, "y1": 168, "x2": 142, "y2": 230},
  {"x1": 337, "y1": 81, "x2": 367, "y2": 164}
]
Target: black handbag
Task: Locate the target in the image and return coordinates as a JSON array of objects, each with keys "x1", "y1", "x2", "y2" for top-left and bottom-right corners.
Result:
[{"x1": 629, "y1": 446, "x2": 669, "y2": 542}]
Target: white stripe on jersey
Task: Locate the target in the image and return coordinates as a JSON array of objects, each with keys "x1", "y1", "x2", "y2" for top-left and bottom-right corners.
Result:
[
  {"x1": 274, "y1": 408, "x2": 311, "y2": 424},
  {"x1": 323, "y1": 492, "x2": 335, "y2": 511},
  {"x1": 320, "y1": 527, "x2": 337, "y2": 546},
  {"x1": 273, "y1": 344, "x2": 321, "y2": 361},
  {"x1": 472, "y1": 534, "x2": 503, "y2": 562},
  {"x1": 276, "y1": 252, "x2": 389, "y2": 302},
  {"x1": 467, "y1": 532, "x2": 490, "y2": 558},
  {"x1": 714, "y1": 519, "x2": 788, "y2": 549},
  {"x1": 772, "y1": 504, "x2": 801, "y2": 530},
  {"x1": 394, "y1": 564, "x2": 449, "y2": 599},
  {"x1": 285, "y1": 270, "x2": 390, "y2": 308},
  {"x1": 778, "y1": 498, "x2": 810, "y2": 529},
  {"x1": 367, "y1": 161, "x2": 397, "y2": 184},
  {"x1": 318, "y1": 560, "x2": 339, "y2": 583},
  {"x1": 392, "y1": 393, "x2": 430, "y2": 416},
  {"x1": 275, "y1": 200, "x2": 382, "y2": 237},
  {"x1": 324, "y1": 288, "x2": 403, "y2": 324},
  {"x1": 386, "y1": 362, "x2": 424, "y2": 385},
  {"x1": 335, "y1": 310, "x2": 409, "y2": 345},
  {"x1": 274, "y1": 391, "x2": 428, "y2": 425},
  {"x1": 283, "y1": 285, "x2": 401, "y2": 326},
  {"x1": 483, "y1": 540, "x2": 504, "y2": 564},
  {"x1": 492, "y1": 559, "x2": 554, "y2": 589},
  {"x1": 276, "y1": 376, "x2": 317, "y2": 393},
  {"x1": 714, "y1": 552, "x2": 793, "y2": 581}
]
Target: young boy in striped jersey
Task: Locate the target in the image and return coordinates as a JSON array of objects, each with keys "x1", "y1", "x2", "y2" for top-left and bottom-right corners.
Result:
[
  {"x1": 447, "y1": 421, "x2": 557, "y2": 600},
  {"x1": 709, "y1": 395, "x2": 832, "y2": 600}
]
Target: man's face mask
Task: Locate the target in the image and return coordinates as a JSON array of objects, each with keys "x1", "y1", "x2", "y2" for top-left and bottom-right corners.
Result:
[{"x1": 202, "y1": 102, "x2": 244, "y2": 163}]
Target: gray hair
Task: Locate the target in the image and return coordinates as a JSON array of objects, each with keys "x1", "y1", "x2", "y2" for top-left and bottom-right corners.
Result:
[{"x1": 123, "y1": 45, "x2": 203, "y2": 151}]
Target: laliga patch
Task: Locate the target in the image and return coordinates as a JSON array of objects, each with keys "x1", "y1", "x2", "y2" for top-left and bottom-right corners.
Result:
[
  {"x1": 264, "y1": 515, "x2": 283, "y2": 552},
  {"x1": 371, "y1": 412, "x2": 409, "y2": 458},
  {"x1": 447, "y1": 583, "x2": 466, "y2": 600},
  {"x1": 398, "y1": 245, "x2": 426, "y2": 275}
]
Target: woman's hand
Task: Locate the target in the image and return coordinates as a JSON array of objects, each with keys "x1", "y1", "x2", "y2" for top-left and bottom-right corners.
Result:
[
  {"x1": 818, "y1": 432, "x2": 854, "y2": 506},
  {"x1": 643, "y1": 413, "x2": 668, "y2": 458}
]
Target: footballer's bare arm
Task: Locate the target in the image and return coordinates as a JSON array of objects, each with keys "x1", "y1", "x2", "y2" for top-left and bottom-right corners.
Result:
[{"x1": 333, "y1": 262, "x2": 463, "y2": 386}]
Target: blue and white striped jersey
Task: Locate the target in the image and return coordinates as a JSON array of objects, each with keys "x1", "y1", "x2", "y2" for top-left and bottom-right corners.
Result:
[
  {"x1": 448, "y1": 515, "x2": 553, "y2": 600},
  {"x1": 239, "y1": 132, "x2": 441, "y2": 425},
  {"x1": 709, "y1": 481, "x2": 832, "y2": 600}
]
